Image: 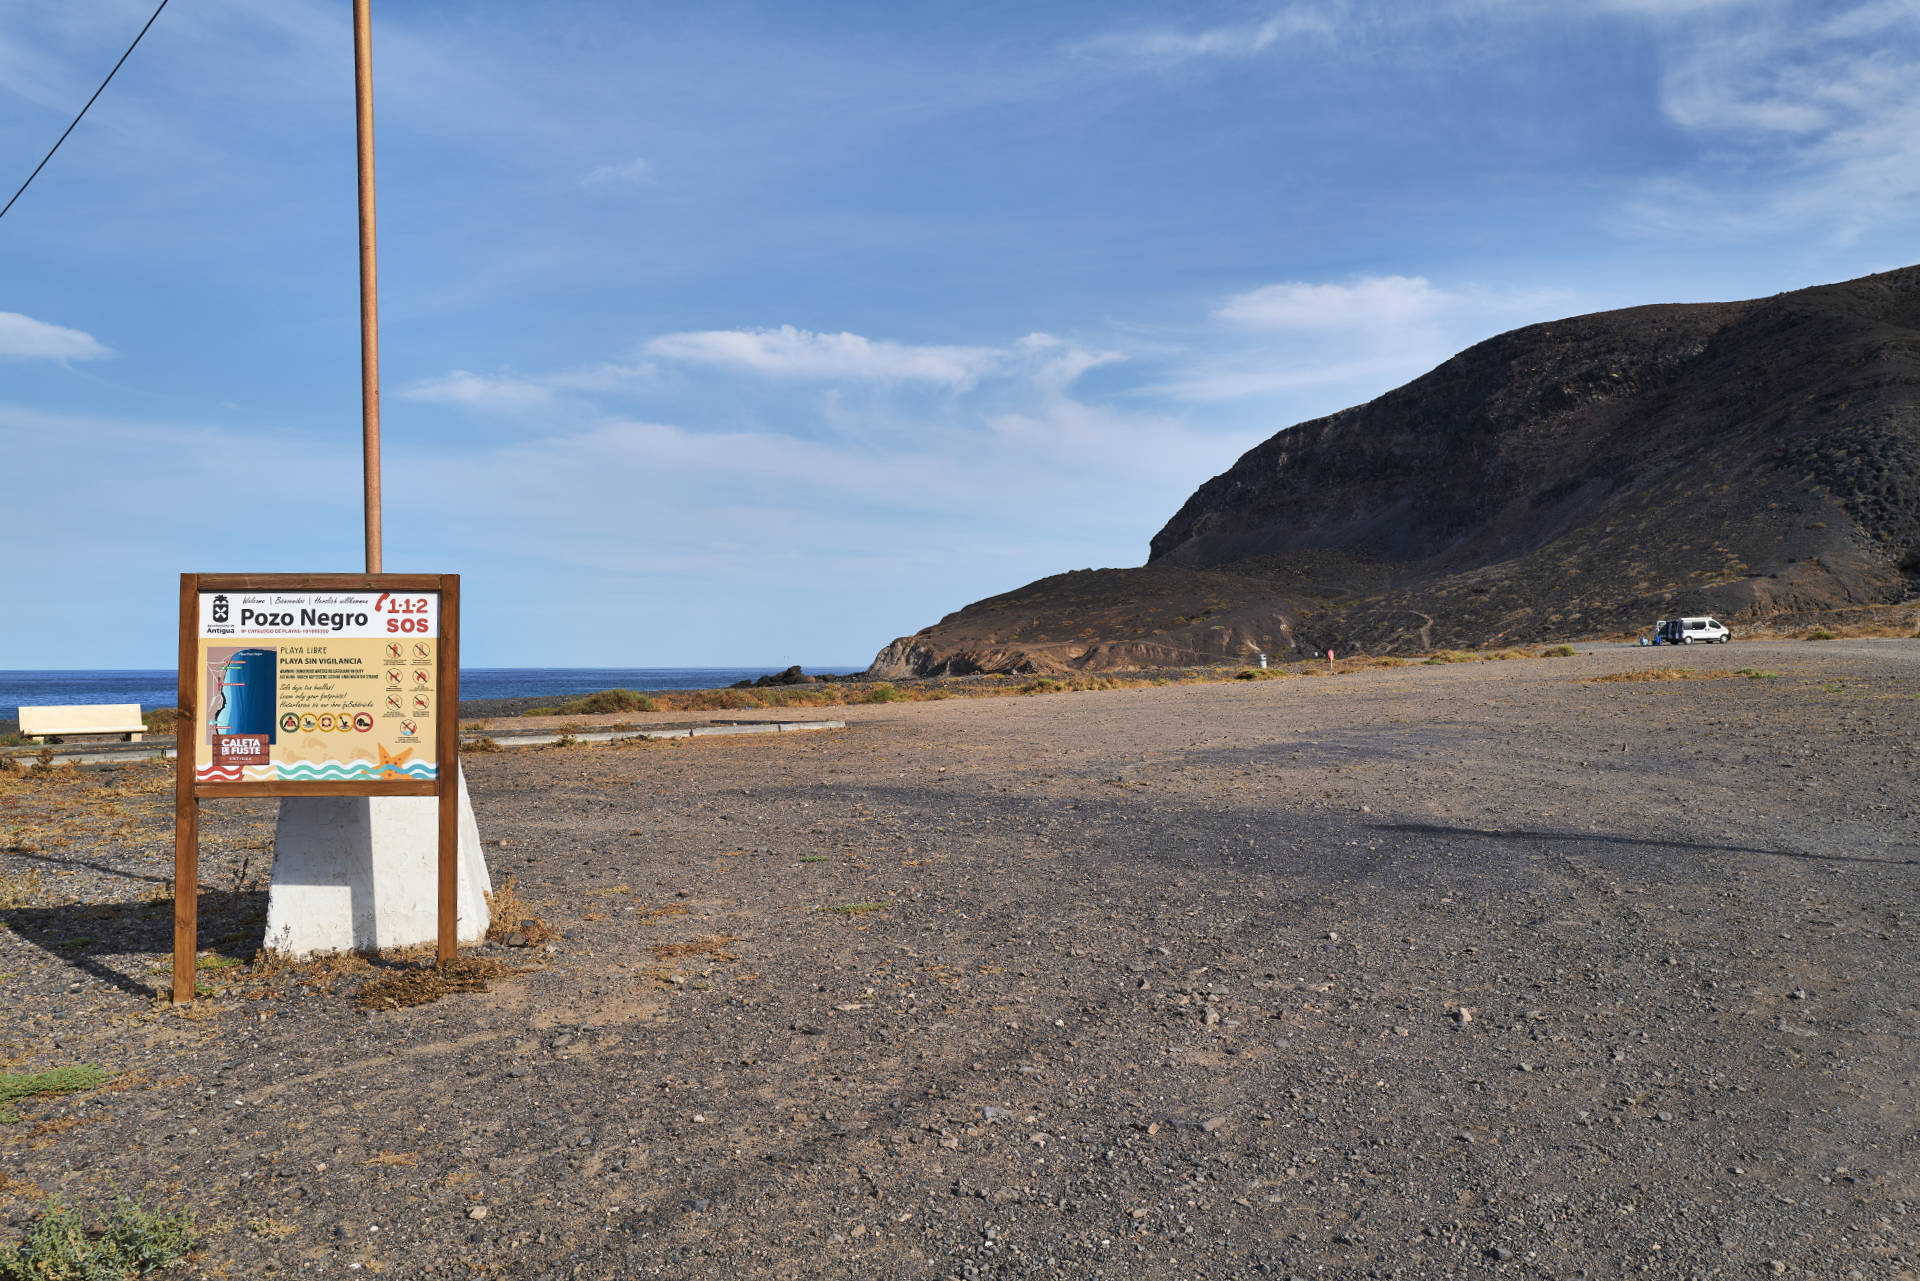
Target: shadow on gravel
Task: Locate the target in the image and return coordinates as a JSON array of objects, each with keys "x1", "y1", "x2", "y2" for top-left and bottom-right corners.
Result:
[
  {"x1": 0, "y1": 889, "x2": 266, "y2": 998},
  {"x1": 1374, "y1": 821, "x2": 1920, "y2": 868},
  {"x1": 2, "y1": 847, "x2": 172, "y2": 885}
]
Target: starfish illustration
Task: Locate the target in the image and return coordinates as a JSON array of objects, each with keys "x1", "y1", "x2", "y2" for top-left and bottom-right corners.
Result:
[{"x1": 376, "y1": 742, "x2": 413, "y2": 778}]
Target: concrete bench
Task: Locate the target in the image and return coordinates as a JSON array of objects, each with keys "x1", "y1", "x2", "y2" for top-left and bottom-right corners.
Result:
[{"x1": 17, "y1": 704, "x2": 146, "y2": 743}]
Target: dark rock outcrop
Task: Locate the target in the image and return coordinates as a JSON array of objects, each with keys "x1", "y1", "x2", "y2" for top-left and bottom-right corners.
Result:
[
  {"x1": 730, "y1": 666, "x2": 819, "y2": 689},
  {"x1": 871, "y1": 265, "x2": 1920, "y2": 676}
]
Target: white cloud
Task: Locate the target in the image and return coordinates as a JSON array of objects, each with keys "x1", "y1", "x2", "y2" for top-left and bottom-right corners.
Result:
[
  {"x1": 412, "y1": 398, "x2": 1232, "y2": 581},
  {"x1": 582, "y1": 156, "x2": 651, "y2": 187},
  {"x1": 1016, "y1": 332, "x2": 1127, "y2": 390},
  {"x1": 645, "y1": 325, "x2": 1006, "y2": 387},
  {"x1": 1066, "y1": 0, "x2": 1920, "y2": 241},
  {"x1": 1149, "y1": 355, "x2": 1427, "y2": 403},
  {"x1": 1148, "y1": 274, "x2": 1586, "y2": 405},
  {"x1": 543, "y1": 361, "x2": 654, "y2": 392},
  {"x1": 1620, "y1": 0, "x2": 1920, "y2": 237},
  {"x1": 0, "y1": 311, "x2": 112, "y2": 360},
  {"x1": 1215, "y1": 275, "x2": 1446, "y2": 330},
  {"x1": 1069, "y1": 7, "x2": 1334, "y2": 64},
  {"x1": 401, "y1": 370, "x2": 556, "y2": 412},
  {"x1": 1598, "y1": 0, "x2": 1759, "y2": 13},
  {"x1": 405, "y1": 329, "x2": 1119, "y2": 431},
  {"x1": 401, "y1": 361, "x2": 658, "y2": 414},
  {"x1": 377, "y1": 322, "x2": 1218, "y2": 624}
]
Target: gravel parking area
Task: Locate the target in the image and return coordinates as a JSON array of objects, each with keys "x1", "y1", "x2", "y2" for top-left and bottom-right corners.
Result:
[{"x1": 1, "y1": 639, "x2": 1916, "y2": 1280}]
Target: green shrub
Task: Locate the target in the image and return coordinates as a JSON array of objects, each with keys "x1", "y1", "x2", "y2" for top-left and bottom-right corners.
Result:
[
  {"x1": 0, "y1": 1065, "x2": 113, "y2": 1124},
  {"x1": 1539, "y1": 645, "x2": 1578, "y2": 658},
  {"x1": 1802, "y1": 629, "x2": 1835, "y2": 641},
  {"x1": 864, "y1": 683, "x2": 904, "y2": 703},
  {"x1": 0, "y1": 1194, "x2": 199, "y2": 1279},
  {"x1": 681, "y1": 689, "x2": 759, "y2": 712},
  {"x1": 560, "y1": 689, "x2": 655, "y2": 715},
  {"x1": 761, "y1": 687, "x2": 833, "y2": 708}
]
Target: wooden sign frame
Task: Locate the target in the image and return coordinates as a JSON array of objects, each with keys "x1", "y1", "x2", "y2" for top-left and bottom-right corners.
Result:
[{"x1": 173, "y1": 573, "x2": 461, "y2": 1003}]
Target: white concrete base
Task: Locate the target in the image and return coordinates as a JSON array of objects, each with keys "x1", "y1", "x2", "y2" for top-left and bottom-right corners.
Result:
[{"x1": 263, "y1": 765, "x2": 493, "y2": 957}]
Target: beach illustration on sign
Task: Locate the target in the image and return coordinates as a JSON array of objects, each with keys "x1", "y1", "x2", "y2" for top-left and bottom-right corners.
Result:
[{"x1": 205, "y1": 646, "x2": 278, "y2": 746}]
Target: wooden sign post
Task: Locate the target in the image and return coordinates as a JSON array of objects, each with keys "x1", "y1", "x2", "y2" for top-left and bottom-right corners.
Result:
[{"x1": 173, "y1": 572, "x2": 460, "y2": 1002}]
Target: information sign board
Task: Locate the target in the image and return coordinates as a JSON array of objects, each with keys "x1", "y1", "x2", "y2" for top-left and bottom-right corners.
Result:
[
  {"x1": 173, "y1": 574, "x2": 462, "y2": 1001},
  {"x1": 193, "y1": 588, "x2": 441, "y2": 785}
]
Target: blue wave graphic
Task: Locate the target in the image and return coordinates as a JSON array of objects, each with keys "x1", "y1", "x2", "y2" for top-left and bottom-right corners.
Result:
[{"x1": 270, "y1": 762, "x2": 437, "y2": 781}]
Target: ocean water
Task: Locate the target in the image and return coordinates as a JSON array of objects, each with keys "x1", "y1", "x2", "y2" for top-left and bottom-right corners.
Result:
[{"x1": 0, "y1": 666, "x2": 862, "y2": 719}]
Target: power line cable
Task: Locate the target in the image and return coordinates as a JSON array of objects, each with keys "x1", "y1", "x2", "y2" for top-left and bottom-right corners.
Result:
[{"x1": 0, "y1": 0, "x2": 172, "y2": 225}]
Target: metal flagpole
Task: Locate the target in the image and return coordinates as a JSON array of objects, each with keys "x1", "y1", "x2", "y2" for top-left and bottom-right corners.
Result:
[{"x1": 353, "y1": 0, "x2": 383, "y2": 573}]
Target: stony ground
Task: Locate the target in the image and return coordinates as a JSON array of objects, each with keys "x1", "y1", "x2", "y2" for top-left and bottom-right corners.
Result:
[{"x1": 1, "y1": 639, "x2": 1917, "y2": 1281}]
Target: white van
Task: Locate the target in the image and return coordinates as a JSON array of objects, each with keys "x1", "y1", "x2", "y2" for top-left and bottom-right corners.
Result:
[{"x1": 1655, "y1": 616, "x2": 1731, "y2": 645}]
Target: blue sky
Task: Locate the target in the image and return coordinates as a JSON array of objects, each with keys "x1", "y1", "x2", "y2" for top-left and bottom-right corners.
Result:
[{"x1": 3, "y1": 0, "x2": 1917, "y2": 668}]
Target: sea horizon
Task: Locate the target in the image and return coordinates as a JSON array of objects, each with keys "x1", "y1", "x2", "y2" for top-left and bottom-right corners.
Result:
[{"x1": 0, "y1": 665, "x2": 867, "y2": 718}]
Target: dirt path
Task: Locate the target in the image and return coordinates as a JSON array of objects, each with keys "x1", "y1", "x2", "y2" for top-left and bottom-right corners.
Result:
[{"x1": 2, "y1": 640, "x2": 1917, "y2": 1280}]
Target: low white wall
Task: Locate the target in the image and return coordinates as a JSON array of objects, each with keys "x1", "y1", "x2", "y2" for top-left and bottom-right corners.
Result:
[{"x1": 263, "y1": 765, "x2": 493, "y2": 957}]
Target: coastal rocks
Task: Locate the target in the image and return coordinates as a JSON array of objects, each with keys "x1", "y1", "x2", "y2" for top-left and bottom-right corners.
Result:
[
  {"x1": 730, "y1": 666, "x2": 820, "y2": 689},
  {"x1": 864, "y1": 568, "x2": 1311, "y2": 678}
]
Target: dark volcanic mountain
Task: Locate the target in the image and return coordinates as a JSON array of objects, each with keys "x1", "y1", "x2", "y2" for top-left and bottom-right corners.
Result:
[{"x1": 872, "y1": 265, "x2": 1920, "y2": 676}]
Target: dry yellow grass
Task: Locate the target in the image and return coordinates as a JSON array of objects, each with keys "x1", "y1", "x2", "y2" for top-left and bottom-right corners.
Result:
[
  {"x1": 1586, "y1": 667, "x2": 1734, "y2": 683},
  {"x1": 0, "y1": 866, "x2": 44, "y2": 910},
  {"x1": 650, "y1": 936, "x2": 740, "y2": 963},
  {"x1": 361, "y1": 1151, "x2": 418, "y2": 1167},
  {"x1": 483, "y1": 876, "x2": 553, "y2": 946},
  {"x1": 354, "y1": 956, "x2": 527, "y2": 1011}
]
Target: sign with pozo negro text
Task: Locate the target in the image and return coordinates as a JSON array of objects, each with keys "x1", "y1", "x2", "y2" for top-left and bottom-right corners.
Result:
[{"x1": 194, "y1": 589, "x2": 440, "y2": 784}]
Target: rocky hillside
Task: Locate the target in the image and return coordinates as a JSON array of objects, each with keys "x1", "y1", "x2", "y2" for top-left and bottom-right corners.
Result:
[{"x1": 871, "y1": 265, "x2": 1920, "y2": 676}]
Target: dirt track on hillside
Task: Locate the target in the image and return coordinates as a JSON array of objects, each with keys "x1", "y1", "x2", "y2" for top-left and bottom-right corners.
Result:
[{"x1": 2, "y1": 640, "x2": 1917, "y2": 1280}]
